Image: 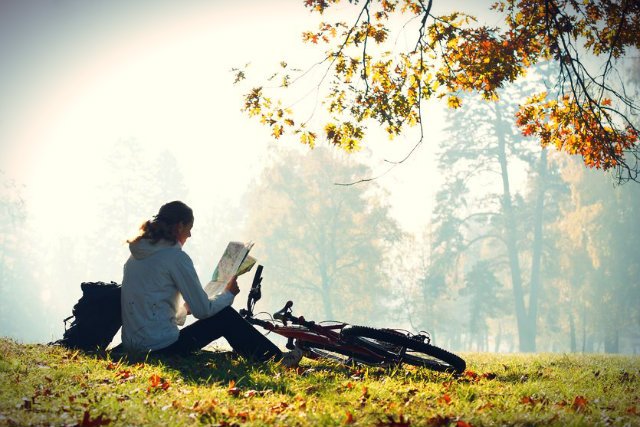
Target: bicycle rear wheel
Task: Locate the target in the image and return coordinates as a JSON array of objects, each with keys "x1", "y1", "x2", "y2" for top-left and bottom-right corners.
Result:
[{"x1": 341, "y1": 326, "x2": 466, "y2": 374}]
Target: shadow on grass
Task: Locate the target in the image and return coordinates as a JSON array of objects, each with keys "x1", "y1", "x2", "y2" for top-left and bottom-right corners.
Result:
[
  {"x1": 81, "y1": 344, "x2": 461, "y2": 394},
  {"x1": 102, "y1": 347, "x2": 299, "y2": 392}
]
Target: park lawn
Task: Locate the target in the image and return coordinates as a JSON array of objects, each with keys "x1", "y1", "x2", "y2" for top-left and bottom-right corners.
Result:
[{"x1": 0, "y1": 338, "x2": 639, "y2": 426}]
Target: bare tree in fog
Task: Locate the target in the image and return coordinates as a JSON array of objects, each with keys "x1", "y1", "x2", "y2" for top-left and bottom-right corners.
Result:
[
  {"x1": 431, "y1": 63, "x2": 567, "y2": 352},
  {"x1": 553, "y1": 159, "x2": 640, "y2": 353},
  {"x1": 243, "y1": 147, "x2": 401, "y2": 324},
  {"x1": 0, "y1": 171, "x2": 44, "y2": 341},
  {"x1": 88, "y1": 139, "x2": 189, "y2": 280}
]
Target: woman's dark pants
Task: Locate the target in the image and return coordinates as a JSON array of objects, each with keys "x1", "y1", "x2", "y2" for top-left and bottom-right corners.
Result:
[{"x1": 154, "y1": 306, "x2": 282, "y2": 361}]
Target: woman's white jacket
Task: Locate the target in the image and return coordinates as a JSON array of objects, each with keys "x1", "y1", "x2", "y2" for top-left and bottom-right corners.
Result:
[{"x1": 121, "y1": 239, "x2": 234, "y2": 352}]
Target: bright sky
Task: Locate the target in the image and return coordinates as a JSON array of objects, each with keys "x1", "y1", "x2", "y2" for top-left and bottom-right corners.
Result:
[
  {"x1": 0, "y1": 0, "x2": 498, "y2": 243},
  {"x1": 0, "y1": 0, "x2": 521, "y2": 343}
]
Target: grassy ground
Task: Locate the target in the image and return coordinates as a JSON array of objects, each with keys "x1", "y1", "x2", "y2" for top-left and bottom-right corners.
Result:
[{"x1": 1, "y1": 338, "x2": 639, "y2": 426}]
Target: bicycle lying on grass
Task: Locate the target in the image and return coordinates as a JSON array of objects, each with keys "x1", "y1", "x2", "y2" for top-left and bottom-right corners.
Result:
[{"x1": 239, "y1": 265, "x2": 466, "y2": 374}]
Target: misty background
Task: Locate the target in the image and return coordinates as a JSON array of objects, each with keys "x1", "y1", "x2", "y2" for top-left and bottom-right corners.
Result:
[{"x1": 1, "y1": 0, "x2": 639, "y2": 354}]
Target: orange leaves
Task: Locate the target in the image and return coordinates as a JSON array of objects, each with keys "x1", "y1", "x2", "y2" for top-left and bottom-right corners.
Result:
[
  {"x1": 447, "y1": 96, "x2": 462, "y2": 109},
  {"x1": 432, "y1": 23, "x2": 526, "y2": 100},
  {"x1": 269, "y1": 401, "x2": 290, "y2": 415},
  {"x1": 520, "y1": 394, "x2": 589, "y2": 413},
  {"x1": 462, "y1": 370, "x2": 497, "y2": 382},
  {"x1": 344, "y1": 411, "x2": 355, "y2": 424},
  {"x1": 303, "y1": 0, "x2": 340, "y2": 14},
  {"x1": 227, "y1": 379, "x2": 241, "y2": 397},
  {"x1": 324, "y1": 122, "x2": 364, "y2": 151},
  {"x1": 299, "y1": 131, "x2": 317, "y2": 148},
  {"x1": 520, "y1": 395, "x2": 539, "y2": 406},
  {"x1": 437, "y1": 393, "x2": 452, "y2": 405},
  {"x1": 516, "y1": 92, "x2": 639, "y2": 170},
  {"x1": 115, "y1": 369, "x2": 133, "y2": 381},
  {"x1": 147, "y1": 373, "x2": 170, "y2": 393},
  {"x1": 241, "y1": 87, "x2": 297, "y2": 141},
  {"x1": 358, "y1": 385, "x2": 370, "y2": 407},
  {"x1": 302, "y1": 21, "x2": 344, "y2": 44},
  {"x1": 225, "y1": 380, "x2": 274, "y2": 399},
  {"x1": 571, "y1": 395, "x2": 588, "y2": 412},
  {"x1": 236, "y1": 0, "x2": 640, "y2": 183}
]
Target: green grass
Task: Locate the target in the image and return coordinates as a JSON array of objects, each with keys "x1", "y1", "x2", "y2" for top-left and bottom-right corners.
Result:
[{"x1": 1, "y1": 338, "x2": 639, "y2": 426}]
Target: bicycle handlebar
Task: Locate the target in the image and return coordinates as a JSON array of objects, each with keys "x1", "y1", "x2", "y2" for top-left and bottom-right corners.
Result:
[
  {"x1": 245, "y1": 264, "x2": 264, "y2": 316},
  {"x1": 243, "y1": 265, "x2": 317, "y2": 329},
  {"x1": 273, "y1": 300, "x2": 293, "y2": 322}
]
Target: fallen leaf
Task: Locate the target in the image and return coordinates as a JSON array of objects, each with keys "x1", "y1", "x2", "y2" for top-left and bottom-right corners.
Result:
[
  {"x1": 345, "y1": 411, "x2": 355, "y2": 424},
  {"x1": 243, "y1": 390, "x2": 258, "y2": 398},
  {"x1": 521, "y1": 396, "x2": 536, "y2": 405},
  {"x1": 236, "y1": 410, "x2": 250, "y2": 421},
  {"x1": 456, "y1": 421, "x2": 473, "y2": 427},
  {"x1": 147, "y1": 374, "x2": 170, "y2": 393},
  {"x1": 270, "y1": 401, "x2": 289, "y2": 414},
  {"x1": 464, "y1": 370, "x2": 478, "y2": 381},
  {"x1": 359, "y1": 386, "x2": 370, "y2": 407},
  {"x1": 116, "y1": 370, "x2": 133, "y2": 380},
  {"x1": 572, "y1": 395, "x2": 588, "y2": 412},
  {"x1": 438, "y1": 394, "x2": 452, "y2": 405},
  {"x1": 227, "y1": 379, "x2": 240, "y2": 397},
  {"x1": 149, "y1": 374, "x2": 161, "y2": 388},
  {"x1": 476, "y1": 402, "x2": 494, "y2": 411}
]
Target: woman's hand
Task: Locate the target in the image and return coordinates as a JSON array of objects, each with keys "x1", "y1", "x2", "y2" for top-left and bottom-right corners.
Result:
[{"x1": 225, "y1": 275, "x2": 240, "y2": 295}]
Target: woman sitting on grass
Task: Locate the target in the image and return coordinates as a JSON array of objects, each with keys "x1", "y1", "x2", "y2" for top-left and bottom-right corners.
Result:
[{"x1": 120, "y1": 200, "x2": 302, "y2": 367}]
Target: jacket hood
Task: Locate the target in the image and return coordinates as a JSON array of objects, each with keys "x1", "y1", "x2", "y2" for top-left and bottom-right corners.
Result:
[{"x1": 129, "y1": 239, "x2": 181, "y2": 260}]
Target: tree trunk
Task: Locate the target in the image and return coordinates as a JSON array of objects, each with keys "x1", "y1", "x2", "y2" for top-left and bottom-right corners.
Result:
[
  {"x1": 494, "y1": 103, "x2": 534, "y2": 352},
  {"x1": 569, "y1": 310, "x2": 577, "y2": 352},
  {"x1": 494, "y1": 322, "x2": 502, "y2": 352},
  {"x1": 320, "y1": 268, "x2": 334, "y2": 320},
  {"x1": 527, "y1": 148, "x2": 548, "y2": 347}
]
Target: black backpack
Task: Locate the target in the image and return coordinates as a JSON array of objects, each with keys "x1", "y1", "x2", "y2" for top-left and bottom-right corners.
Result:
[{"x1": 53, "y1": 281, "x2": 122, "y2": 352}]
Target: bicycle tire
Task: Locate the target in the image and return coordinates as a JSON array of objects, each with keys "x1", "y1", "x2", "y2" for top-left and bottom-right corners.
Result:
[
  {"x1": 341, "y1": 326, "x2": 466, "y2": 374},
  {"x1": 296, "y1": 339, "x2": 382, "y2": 365}
]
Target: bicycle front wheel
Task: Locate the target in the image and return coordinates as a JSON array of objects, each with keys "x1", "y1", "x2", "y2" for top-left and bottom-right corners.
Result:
[{"x1": 341, "y1": 326, "x2": 466, "y2": 374}]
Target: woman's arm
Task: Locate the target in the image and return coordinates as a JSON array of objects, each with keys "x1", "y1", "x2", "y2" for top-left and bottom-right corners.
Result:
[{"x1": 170, "y1": 251, "x2": 235, "y2": 319}]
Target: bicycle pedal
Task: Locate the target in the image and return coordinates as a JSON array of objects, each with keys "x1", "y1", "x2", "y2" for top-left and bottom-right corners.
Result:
[{"x1": 286, "y1": 337, "x2": 296, "y2": 350}]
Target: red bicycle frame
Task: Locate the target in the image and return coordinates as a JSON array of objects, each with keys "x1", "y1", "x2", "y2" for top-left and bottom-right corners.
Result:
[{"x1": 239, "y1": 266, "x2": 391, "y2": 363}]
